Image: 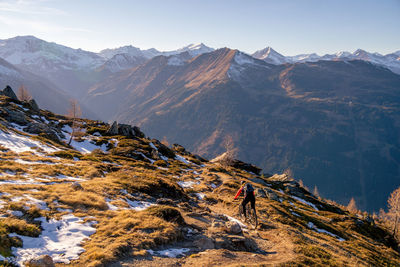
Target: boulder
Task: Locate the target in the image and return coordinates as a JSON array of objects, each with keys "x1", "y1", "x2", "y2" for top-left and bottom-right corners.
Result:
[
  {"x1": 2, "y1": 85, "x2": 18, "y2": 101},
  {"x1": 24, "y1": 123, "x2": 59, "y2": 141},
  {"x1": 133, "y1": 126, "x2": 145, "y2": 138},
  {"x1": 28, "y1": 99, "x2": 40, "y2": 112},
  {"x1": 118, "y1": 124, "x2": 133, "y2": 136},
  {"x1": 194, "y1": 236, "x2": 215, "y2": 250},
  {"x1": 225, "y1": 221, "x2": 242, "y2": 234},
  {"x1": 256, "y1": 188, "x2": 266, "y2": 198},
  {"x1": 6, "y1": 109, "x2": 28, "y2": 125},
  {"x1": 264, "y1": 188, "x2": 279, "y2": 201},
  {"x1": 25, "y1": 255, "x2": 55, "y2": 267},
  {"x1": 71, "y1": 182, "x2": 83, "y2": 190},
  {"x1": 107, "y1": 121, "x2": 118, "y2": 135}
]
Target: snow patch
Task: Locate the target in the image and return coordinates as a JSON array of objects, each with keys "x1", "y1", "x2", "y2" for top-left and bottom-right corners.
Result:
[
  {"x1": 147, "y1": 248, "x2": 190, "y2": 258},
  {"x1": 125, "y1": 199, "x2": 154, "y2": 211},
  {"x1": 177, "y1": 180, "x2": 199, "y2": 188},
  {"x1": 292, "y1": 196, "x2": 319, "y2": 211},
  {"x1": 224, "y1": 214, "x2": 247, "y2": 228},
  {"x1": 195, "y1": 193, "x2": 205, "y2": 200},
  {"x1": 307, "y1": 222, "x2": 345, "y2": 241},
  {"x1": 0, "y1": 130, "x2": 59, "y2": 154},
  {"x1": 175, "y1": 155, "x2": 190, "y2": 164},
  {"x1": 10, "y1": 214, "x2": 97, "y2": 265}
]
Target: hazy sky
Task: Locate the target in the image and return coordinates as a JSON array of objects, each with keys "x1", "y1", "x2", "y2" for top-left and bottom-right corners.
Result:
[{"x1": 0, "y1": 0, "x2": 399, "y2": 55}]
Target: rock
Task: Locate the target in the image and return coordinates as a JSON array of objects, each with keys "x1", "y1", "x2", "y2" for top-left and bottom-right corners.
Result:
[
  {"x1": 268, "y1": 173, "x2": 290, "y2": 182},
  {"x1": 28, "y1": 99, "x2": 40, "y2": 112},
  {"x1": 25, "y1": 255, "x2": 55, "y2": 267},
  {"x1": 133, "y1": 126, "x2": 145, "y2": 138},
  {"x1": 2, "y1": 85, "x2": 18, "y2": 101},
  {"x1": 225, "y1": 221, "x2": 242, "y2": 234},
  {"x1": 24, "y1": 123, "x2": 59, "y2": 141},
  {"x1": 107, "y1": 121, "x2": 118, "y2": 135},
  {"x1": 118, "y1": 124, "x2": 133, "y2": 136},
  {"x1": 6, "y1": 109, "x2": 28, "y2": 125},
  {"x1": 256, "y1": 188, "x2": 266, "y2": 198},
  {"x1": 194, "y1": 236, "x2": 215, "y2": 250},
  {"x1": 285, "y1": 184, "x2": 309, "y2": 199},
  {"x1": 264, "y1": 188, "x2": 279, "y2": 201},
  {"x1": 71, "y1": 182, "x2": 83, "y2": 190}
]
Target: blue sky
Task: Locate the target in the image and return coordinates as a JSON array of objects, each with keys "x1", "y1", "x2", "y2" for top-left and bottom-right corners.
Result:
[{"x1": 0, "y1": 0, "x2": 399, "y2": 55}]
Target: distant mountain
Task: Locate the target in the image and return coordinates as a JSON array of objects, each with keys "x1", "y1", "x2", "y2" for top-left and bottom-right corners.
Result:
[
  {"x1": 100, "y1": 43, "x2": 214, "y2": 60},
  {"x1": 99, "y1": 45, "x2": 160, "y2": 60},
  {"x1": 0, "y1": 57, "x2": 93, "y2": 116},
  {"x1": 96, "y1": 53, "x2": 148, "y2": 73},
  {"x1": 0, "y1": 36, "x2": 215, "y2": 98},
  {"x1": 252, "y1": 47, "x2": 400, "y2": 74},
  {"x1": 251, "y1": 47, "x2": 288, "y2": 65},
  {"x1": 85, "y1": 48, "x2": 400, "y2": 212},
  {"x1": 0, "y1": 36, "x2": 106, "y2": 98}
]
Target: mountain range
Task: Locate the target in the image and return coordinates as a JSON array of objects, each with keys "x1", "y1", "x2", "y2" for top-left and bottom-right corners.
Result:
[{"x1": 0, "y1": 35, "x2": 399, "y2": 212}]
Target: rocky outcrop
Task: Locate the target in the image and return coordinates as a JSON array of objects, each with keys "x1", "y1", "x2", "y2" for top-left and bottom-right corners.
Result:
[
  {"x1": 1, "y1": 85, "x2": 18, "y2": 101},
  {"x1": 24, "y1": 122, "x2": 60, "y2": 141},
  {"x1": 4, "y1": 108, "x2": 28, "y2": 125},
  {"x1": 106, "y1": 121, "x2": 145, "y2": 138},
  {"x1": 28, "y1": 99, "x2": 40, "y2": 112}
]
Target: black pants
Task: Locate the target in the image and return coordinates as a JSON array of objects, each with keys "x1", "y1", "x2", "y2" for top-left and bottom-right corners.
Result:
[{"x1": 242, "y1": 193, "x2": 256, "y2": 217}]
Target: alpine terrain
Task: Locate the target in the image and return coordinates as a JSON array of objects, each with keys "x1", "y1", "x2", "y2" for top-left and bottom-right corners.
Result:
[
  {"x1": 84, "y1": 48, "x2": 400, "y2": 212},
  {"x1": 0, "y1": 86, "x2": 399, "y2": 266}
]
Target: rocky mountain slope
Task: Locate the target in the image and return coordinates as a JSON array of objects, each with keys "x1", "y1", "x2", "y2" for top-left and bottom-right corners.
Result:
[
  {"x1": 84, "y1": 48, "x2": 400, "y2": 212},
  {"x1": 0, "y1": 87, "x2": 399, "y2": 266}
]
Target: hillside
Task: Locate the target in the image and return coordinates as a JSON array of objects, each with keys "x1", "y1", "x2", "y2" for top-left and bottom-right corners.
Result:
[
  {"x1": 84, "y1": 48, "x2": 400, "y2": 212},
  {"x1": 0, "y1": 87, "x2": 399, "y2": 266}
]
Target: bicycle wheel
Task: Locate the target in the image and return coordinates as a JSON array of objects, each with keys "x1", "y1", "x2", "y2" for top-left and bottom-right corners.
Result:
[{"x1": 246, "y1": 203, "x2": 258, "y2": 229}]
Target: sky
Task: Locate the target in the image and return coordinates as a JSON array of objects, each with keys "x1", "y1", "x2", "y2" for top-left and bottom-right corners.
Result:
[{"x1": 0, "y1": 0, "x2": 399, "y2": 56}]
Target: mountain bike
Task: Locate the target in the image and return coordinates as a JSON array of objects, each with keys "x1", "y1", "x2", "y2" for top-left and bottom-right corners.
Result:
[{"x1": 238, "y1": 200, "x2": 258, "y2": 229}]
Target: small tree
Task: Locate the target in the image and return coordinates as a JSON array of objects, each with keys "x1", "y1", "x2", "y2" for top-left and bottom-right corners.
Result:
[
  {"x1": 220, "y1": 134, "x2": 238, "y2": 167},
  {"x1": 161, "y1": 136, "x2": 170, "y2": 147},
  {"x1": 67, "y1": 99, "x2": 82, "y2": 145},
  {"x1": 313, "y1": 185, "x2": 320, "y2": 198},
  {"x1": 17, "y1": 85, "x2": 32, "y2": 101},
  {"x1": 388, "y1": 187, "x2": 400, "y2": 236},
  {"x1": 347, "y1": 197, "x2": 358, "y2": 213}
]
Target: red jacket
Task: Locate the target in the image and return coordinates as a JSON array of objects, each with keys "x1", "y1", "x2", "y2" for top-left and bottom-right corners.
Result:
[{"x1": 234, "y1": 186, "x2": 255, "y2": 199}]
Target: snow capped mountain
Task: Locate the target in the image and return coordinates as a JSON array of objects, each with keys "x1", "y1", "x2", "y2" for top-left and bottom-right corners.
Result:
[
  {"x1": 0, "y1": 36, "x2": 105, "y2": 71},
  {"x1": 253, "y1": 46, "x2": 400, "y2": 74},
  {"x1": 251, "y1": 47, "x2": 288, "y2": 65},
  {"x1": 167, "y1": 43, "x2": 214, "y2": 57},
  {"x1": 287, "y1": 53, "x2": 321, "y2": 63},
  {"x1": 99, "y1": 45, "x2": 161, "y2": 60},
  {"x1": 97, "y1": 53, "x2": 147, "y2": 73},
  {"x1": 100, "y1": 43, "x2": 214, "y2": 61}
]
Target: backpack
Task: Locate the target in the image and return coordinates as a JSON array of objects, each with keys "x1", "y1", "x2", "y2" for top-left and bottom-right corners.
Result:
[{"x1": 244, "y1": 183, "x2": 254, "y2": 195}]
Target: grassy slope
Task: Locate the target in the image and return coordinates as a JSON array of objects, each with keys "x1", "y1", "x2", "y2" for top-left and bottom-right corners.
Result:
[{"x1": 0, "y1": 95, "x2": 398, "y2": 267}]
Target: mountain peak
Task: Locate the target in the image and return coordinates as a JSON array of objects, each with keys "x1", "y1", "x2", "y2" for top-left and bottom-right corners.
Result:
[{"x1": 252, "y1": 46, "x2": 287, "y2": 64}]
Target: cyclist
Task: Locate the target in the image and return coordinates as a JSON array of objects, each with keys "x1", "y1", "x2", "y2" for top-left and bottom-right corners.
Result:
[{"x1": 234, "y1": 180, "x2": 256, "y2": 219}]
